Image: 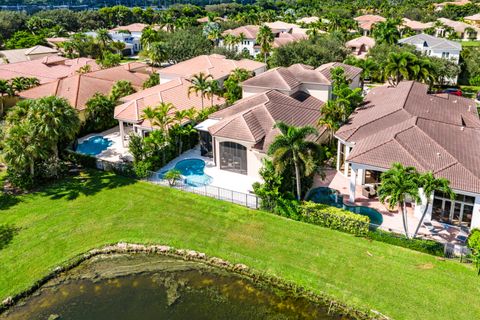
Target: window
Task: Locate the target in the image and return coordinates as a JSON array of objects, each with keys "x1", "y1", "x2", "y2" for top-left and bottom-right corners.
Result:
[
  {"x1": 442, "y1": 52, "x2": 450, "y2": 58},
  {"x1": 432, "y1": 192, "x2": 475, "y2": 227},
  {"x1": 219, "y1": 142, "x2": 247, "y2": 175}
]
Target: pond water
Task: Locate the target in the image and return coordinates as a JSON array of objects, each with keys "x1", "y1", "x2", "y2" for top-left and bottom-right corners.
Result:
[{"x1": 1, "y1": 254, "x2": 347, "y2": 320}]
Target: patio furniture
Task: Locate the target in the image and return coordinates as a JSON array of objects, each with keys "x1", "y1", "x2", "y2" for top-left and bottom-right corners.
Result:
[
  {"x1": 455, "y1": 234, "x2": 468, "y2": 244},
  {"x1": 423, "y1": 221, "x2": 435, "y2": 231},
  {"x1": 361, "y1": 184, "x2": 376, "y2": 198}
]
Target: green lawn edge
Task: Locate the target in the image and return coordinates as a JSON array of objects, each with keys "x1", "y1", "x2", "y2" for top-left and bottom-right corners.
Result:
[{"x1": 1, "y1": 170, "x2": 479, "y2": 320}]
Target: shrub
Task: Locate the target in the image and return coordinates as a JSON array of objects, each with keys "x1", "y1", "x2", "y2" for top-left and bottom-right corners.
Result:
[
  {"x1": 133, "y1": 160, "x2": 154, "y2": 178},
  {"x1": 367, "y1": 229, "x2": 444, "y2": 256},
  {"x1": 469, "y1": 75, "x2": 480, "y2": 86},
  {"x1": 300, "y1": 202, "x2": 370, "y2": 237},
  {"x1": 65, "y1": 150, "x2": 97, "y2": 169},
  {"x1": 467, "y1": 229, "x2": 480, "y2": 274},
  {"x1": 164, "y1": 169, "x2": 182, "y2": 186}
]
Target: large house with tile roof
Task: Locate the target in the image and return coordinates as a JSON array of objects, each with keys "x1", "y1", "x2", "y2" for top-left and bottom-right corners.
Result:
[
  {"x1": 194, "y1": 62, "x2": 361, "y2": 178},
  {"x1": 335, "y1": 81, "x2": 480, "y2": 229},
  {"x1": 158, "y1": 54, "x2": 266, "y2": 85},
  {"x1": 113, "y1": 77, "x2": 226, "y2": 146},
  {"x1": 19, "y1": 62, "x2": 153, "y2": 120},
  {"x1": 354, "y1": 14, "x2": 386, "y2": 36},
  {"x1": 0, "y1": 45, "x2": 58, "y2": 64}
]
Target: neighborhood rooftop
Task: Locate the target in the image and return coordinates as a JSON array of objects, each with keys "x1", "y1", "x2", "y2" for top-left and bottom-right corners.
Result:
[
  {"x1": 336, "y1": 81, "x2": 480, "y2": 194},
  {"x1": 399, "y1": 33, "x2": 462, "y2": 50},
  {"x1": 158, "y1": 54, "x2": 266, "y2": 81}
]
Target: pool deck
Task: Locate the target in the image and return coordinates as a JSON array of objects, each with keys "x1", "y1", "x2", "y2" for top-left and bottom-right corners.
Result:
[
  {"x1": 78, "y1": 127, "x2": 132, "y2": 163},
  {"x1": 314, "y1": 169, "x2": 467, "y2": 244},
  {"x1": 157, "y1": 147, "x2": 261, "y2": 194}
]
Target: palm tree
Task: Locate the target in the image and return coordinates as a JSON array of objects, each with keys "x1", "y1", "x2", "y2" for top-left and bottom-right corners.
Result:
[
  {"x1": 377, "y1": 163, "x2": 420, "y2": 238},
  {"x1": 413, "y1": 172, "x2": 454, "y2": 238},
  {"x1": 0, "y1": 80, "x2": 13, "y2": 116},
  {"x1": 412, "y1": 58, "x2": 435, "y2": 86},
  {"x1": 256, "y1": 25, "x2": 274, "y2": 64},
  {"x1": 110, "y1": 80, "x2": 135, "y2": 102},
  {"x1": 372, "y1": 19, "x2": 401, "y2": 45},
  {"x1": 268, "y1": 122, "x2": 320, "y2": 200},
  {"x1": 188, "y1": 73, "x2": 213, "y2": 110},
  {"x1": 140, "y1": 26, "x2": 160, "y2": 50},
  {"x1": 318, "y1": 100, "x2": 341, "y2": 143},
  {"x1": 96, "y1": 29, "x2": 112, "y2": 52},
  {"x1": 206, "y1": 79, "x2": 220, "y2": 106},
  {"x1": 111, "y1": 41, "x2": 126, "y2": 55},
  {"x1": 159, "y1": 13, "x2": 175, "y2": 33},
  {"x1": 141, "y1": 41, "x2": 168, "y2": 67},
  {"x1": 384, "y1": 52, "x2": 418, "y2": 86}
]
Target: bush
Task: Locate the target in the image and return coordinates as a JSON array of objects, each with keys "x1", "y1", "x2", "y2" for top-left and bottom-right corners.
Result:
[
  {"x1": 133, "y1": 160, "x2": 154, "y2": 178},
  {"x1": 65, "y1": 150, "x2": 97, "y2": 169},
  {"x1": 367, "y1": 229, "x2": 444, "y2": 256},
  {"x1": 469, "y1": 75, "x2": 480, "y2": 86},
  {"x1": 300, "y1": 202, "x2": 370, "y2": 237}
]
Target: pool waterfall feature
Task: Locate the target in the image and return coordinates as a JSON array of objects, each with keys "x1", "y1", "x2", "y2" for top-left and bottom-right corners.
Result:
[
  {"x1": 0, "y1": 244, "x2": 369, "y2": 320},
  {"x1": 307, "y1": 187, "x2": 384, "y2": 226}
]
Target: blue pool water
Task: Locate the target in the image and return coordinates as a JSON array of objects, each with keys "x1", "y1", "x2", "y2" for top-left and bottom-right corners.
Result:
[
  {"x1": 306, "y1": 187, "x2": 383, "y2": 226},
  {"x1": 160, "y1": 159, "x2": 213, "y2": 187},
  {"x1": 76, "y1": 136, "x2": 113, "y2": 155}
]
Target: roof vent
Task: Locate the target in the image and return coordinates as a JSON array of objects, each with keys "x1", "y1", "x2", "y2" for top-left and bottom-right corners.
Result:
[
  {"x1": 468, "y1": 105, "x2": 472, "y2": 111},
  {"x1": 453, "y1": 99, "x2": 457, "y2": 103},
  {"x1": 436, "y1": 152, "x2": 441, "y2": 157},
  {"x1": 461, "y1": 126, "x2": 465, "y2": 131}
]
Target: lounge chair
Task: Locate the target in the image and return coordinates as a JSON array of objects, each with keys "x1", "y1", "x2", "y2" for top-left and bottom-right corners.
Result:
[{"x1": 361, "y1": 185, "x2": 376, "y2": 198}]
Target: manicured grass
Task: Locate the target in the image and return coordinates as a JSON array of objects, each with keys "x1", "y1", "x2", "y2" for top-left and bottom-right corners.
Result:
[
  {"x1": 1, "y1": 171, "x2": 479, "y2": 319},
  {"x1": 461, "y1": 41, "x2": 480, "y2": 47}
]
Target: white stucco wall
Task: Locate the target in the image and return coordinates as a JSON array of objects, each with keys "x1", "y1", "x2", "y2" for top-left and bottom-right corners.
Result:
[
  {"x1": 242, "y1": 85, "x2": 292, "y2": 98},
  {"x1": 300, "y1": 83, "x2": 331, "y2": 101}
]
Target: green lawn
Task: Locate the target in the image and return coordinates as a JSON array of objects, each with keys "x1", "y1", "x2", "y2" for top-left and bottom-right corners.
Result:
[
  {"x1": 1, "y1": 171, "x2": 479, "y2": 319},
  {"x1": 461, "y1": 41, "x2": 480, "y2": 47}
]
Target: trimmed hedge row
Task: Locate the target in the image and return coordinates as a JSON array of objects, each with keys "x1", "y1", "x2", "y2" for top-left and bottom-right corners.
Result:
[
  {"x1": 300, "y1": 202, "x2": 370, "y2": 237},
  {"x1": 367, "y1": 229, "x2": 444, "y2": 257}
]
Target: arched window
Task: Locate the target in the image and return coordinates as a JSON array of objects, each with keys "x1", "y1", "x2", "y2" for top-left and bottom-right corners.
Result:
[{"x1": 219, "y1": 142, "x2": 247, "y2": 175}]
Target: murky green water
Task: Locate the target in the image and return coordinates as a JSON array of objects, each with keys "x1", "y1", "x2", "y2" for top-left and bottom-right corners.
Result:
[{"x1": 2, "y1": 254, "x2": 346, "y2": 320}]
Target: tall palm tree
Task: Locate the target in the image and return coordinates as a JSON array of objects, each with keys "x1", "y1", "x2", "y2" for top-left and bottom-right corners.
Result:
[
  {"x1": 318, "y1": 100, "x2": 341, "y2": 143},
  {"x1": 377, "y1": 163, "x2": 420, "y2": 238},
  {"x1": 256, "y1": 25, "x2": 274, "y2": 64},
  {"x1": 96, "y1": 28, "x2": 112, "y2": 52},
  {"x1": 141, "y1": 41, "x2": 168, "y2": 67},
  {"x1": 188, "y1": 73, "x2": 213, "y2": 110},
  {"x1": 110, "y1": 80, "x2": 135, "y2": 102},
  {"x1": 372, "y1": 19, "x2": 401, "y2": 45},
  {"x1": 384, "y1": 52, "x2": 418, "y2": 86},
  {"x1": 268, "y1": 122, "x2": 320, "y2": 200},
  {"x1": 412, "y1": 58, "x2": 435, "y2": 86},
  {"x1": 413, "y1": 172, "x2": 454, "y2": 238},
  {"x1": 160, "y1": 13, "x2": 175, "y2": 33},
  {"x1": 140, "y1": 26, "x2": 160, "y2": 50},
  {"x1": 111, "y1": 41, "x2": 126, "y2": 55},
  {"x1": 206, "y1": 79, "x2": 220, "y2": 106}
]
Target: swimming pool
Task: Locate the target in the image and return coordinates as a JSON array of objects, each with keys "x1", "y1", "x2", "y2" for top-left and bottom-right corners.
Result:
[
  {"x1": 306, "y1": 187, "x2": 383, "y2": 226},
  {"x1": 160, "y1": 158, "x2": 213, "y2": 187},
  {"x1": 76, "y1": 135, "x2": 113, "y2": 156}
]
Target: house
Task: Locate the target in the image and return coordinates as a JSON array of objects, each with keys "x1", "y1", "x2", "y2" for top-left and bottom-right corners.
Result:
[
  {"x1": 0, "y1": 56, "x2": 99, "y2": 84},
  {"x1": 436, "y1": 17, "x2": 480, "y2": 40},
  {"x1": 354, "y1": 14, "x2": 386, "y2": 36},
  {"x1": 241, "y1": 62, "x2": 362, "y2": 101},
  {"x1": 158, "y1": 54, "x2": 266, "y2": 85},
  {"x1": 464, "y1": 13, "x2": 480, "y2": 27},
  {"x1": 296, "y1": 16, "x2": 319, "y2": 25},
  {"x1": 433, "y1": 0, "x2": 471, "y2": 11},
  {"x1": 194, "y1": 61, "x2": 362, "y2": 178},
  {"x1": 109, "y1": 23, "x2": 149, "y2": 36},
  {"x1": 398, "y1": 34, "x2": 462, "y2": 63},
  {"x1": 401, "y1": 18, "x2": 434, "y2": 34},
  {"x1": 19, "y1": 62, "x2": 153, "y2": 120},
  {"x1": 45, "y1": 37, "x2": 69, "y2": 49},
  {"x1": 220, "y1": 24, "x2": 308, "y2": 57},
  {"x1": 86, "y1": 28, "x2": 144, "y2": 55},
  {"x1": 335, "y1": 81, "x2": 480, "y2": 230},
  {"x1": 0, "y1": 45, "x2": 58, "y2": 64},
  {"x1": 113, "y1": 77, "x2": 225, "y2": 146},
  {"x1": 196, "y1": 90, "x2": 325, "y2": 179},
  {"x1": 345, "y1": 36, "x2": 376, "y2": 58}
]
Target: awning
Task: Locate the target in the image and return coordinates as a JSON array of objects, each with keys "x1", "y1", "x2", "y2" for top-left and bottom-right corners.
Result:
[{"x1": 194, "y1": 119, "x2": 219, "y2": 132}]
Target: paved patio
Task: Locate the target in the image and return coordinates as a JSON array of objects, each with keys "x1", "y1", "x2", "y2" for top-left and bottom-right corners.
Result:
[
  {"x1": 155, "y1": 146, "x2": 261, "y2": 194},
  {"x1": 78, "y1": 126, "x2": 132, "y2": 163},
  {"x1": 314, "y1": 169, "x2": 468, "y2": 244}
]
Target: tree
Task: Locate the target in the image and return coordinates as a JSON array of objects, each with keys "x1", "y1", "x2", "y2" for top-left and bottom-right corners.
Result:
[
  {"x1": 372, "y1": 19, "x2": 401, "y2": 45},
  {"x1": 140, "y1": 26, "x2": 161, "y2": 50},
  {"x1": 163, "y1": 28, "x2": 213, "y2": 64},
  {"x1": 143, "y1": 72, "x2": 160, "y2": 89},
  {"x1": 318, "y1": 100, "x2": 341, "y2": 143},
  {"x1": 111, "y1": 41, "x2": 126, "y2": 55},
  {"x1": 110, "y1": 80, "x2": 135, "y2": 102},
  {"x1": 268, "y1": 122, "x2": 320, "y2": 200},
  {"x1": 252, "y1": 159, "x2": 283, "y2": 211},
  {"x1": 188, "y1": 72, "x2": 214, "y2": 110},
  {"x1": 140, "y1": 41, "x2": 168, "y2": 67},
  {"x1": 164, "y1": 169, "x2": 182, "y2": 186},
  {"x1": 413, "y1": 172, "x2": 454, "y2": 238},
  {"x1": 223, "y1": 68, "x2": 252, "y2": 104},
  {"x1": 377, "y1": 163, "x2": 420, "y2": 238},
  {"x1": 85, "y1": 93, "x2": 117, "y2": 132},
  {"x1": 467, "y1": 229, "x2": 480, "y2": 275},
  {"x1": 5, "y1": 30, "x2": 46, "y2": 49},
  {"x1": 384, "y1": 52, "x2": 418, "y2": 86},
  {"x1": 256, "y1": 25, "x2": 274, "y2": 64},
  {"x1": 97, "y1": 51, "x2": 121, "y2": 69}
]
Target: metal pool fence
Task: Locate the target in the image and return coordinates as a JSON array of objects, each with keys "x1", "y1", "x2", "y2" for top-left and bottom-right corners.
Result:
[{"x1": 146, "y1": 171, "x2": 260, "y2": 209}]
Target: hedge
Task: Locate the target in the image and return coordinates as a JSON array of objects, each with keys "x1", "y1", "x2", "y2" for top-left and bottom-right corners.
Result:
[
  {"x1": 300, "y1": 202, "x2": 370, "y2": 237},
  {"x1": 64, "y1": 150, "x2": 97, "y2": 168},
  {"x1": 367, "y1": 229, "x2": 444, "y2": 257}
]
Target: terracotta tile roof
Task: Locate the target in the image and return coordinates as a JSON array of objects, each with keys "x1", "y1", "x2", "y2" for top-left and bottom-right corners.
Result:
[
  {"x1": 296, "y1": 17, "x2": 320, "y2": 24},
  {"x1": 264, "y1": 21, "x2": 301, "y2": 30},
  {"x1": 465, "y1": 13, "x2": 480, "y2": 21},
  {"x1": 18, "y1": 63, "x2": 150, "y2": 111},
  {"x1": 208, "y1": 90, "x2": 324, "y2": 152},
  {"x1": 159, "y1": 54, "x2": 266, "y2": 81},
  {"x1": 223, "y1": 25, "x2": 260, "y2": 39},
  {"x1": 0, "y1": 57, "x2": 100, "y2": 84},
  {"x1": 114, "y1": 77, "x2": 225, "y2": 128},
  {"x1": 110, "y1": 23, "x2": 148, "y2": 33},
  {"x1": 243, "y1": 62, "x2": 356, "y2": 91},
  {"x1": 272, "y1": 32, "x2": 308, "y2": 47},
  {"x1": 346, "y1": 36, "x2": 376, "y2": 48},
  {"x1": 438, "y1": 17, "x2": 480, "y2": 33},
  {"x1": 401, "y1": 18, "x2": 433, "y2": 31},
  {"x1": 337, "y1": 81, "x2": 480, "y2": 194},
  {"x1": 0, "y1": 45, "x2": 58, "y2": 64},
  {"x1": 315, "y1": 62, "x2": 363, "y2": 83},
  {"x1": 354, "y1": 14, "x2": 386, "y2": 23}
]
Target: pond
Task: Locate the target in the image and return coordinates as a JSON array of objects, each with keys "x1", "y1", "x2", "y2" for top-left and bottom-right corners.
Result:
[{"x1": 1, "y1": 254, "x2": 347, "y2": 320}]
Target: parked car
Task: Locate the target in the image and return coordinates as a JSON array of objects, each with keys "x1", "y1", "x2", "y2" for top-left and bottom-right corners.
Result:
[{"x1": 438, "y1": 88, "x2": 462, "y2": 96}]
